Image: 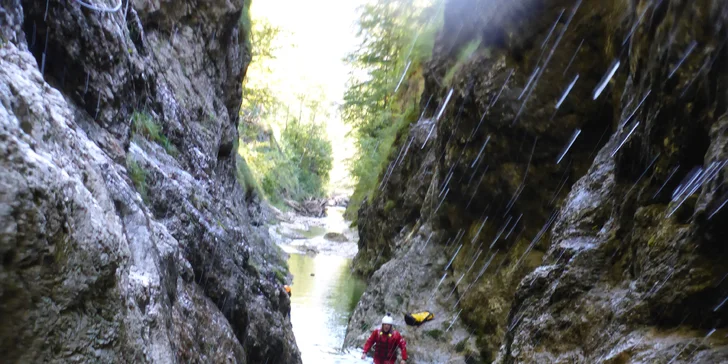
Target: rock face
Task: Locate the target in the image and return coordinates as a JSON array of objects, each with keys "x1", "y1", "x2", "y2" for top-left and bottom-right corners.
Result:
[
  {"x1": 0, "y1": 0, "x2": 300, "y2": 363},
  {"x1": 347, "y1": 0, "x2": 728, "y2": 362}
]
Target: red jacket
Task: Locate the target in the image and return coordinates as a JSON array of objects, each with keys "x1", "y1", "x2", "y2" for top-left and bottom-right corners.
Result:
[{"x1": 363, "y1": 329, "x2": 408, "y2": 363}]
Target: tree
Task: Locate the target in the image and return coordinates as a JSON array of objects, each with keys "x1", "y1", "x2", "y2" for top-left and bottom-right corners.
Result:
[
  {"x1": 242, "y1": 19, "x2": 282, "y2": 119},
  {"x1": 238, "y1": 17, "x2": 334, "y2": 206},
  {"x1": 342, "y1": 0, "x2": 441, "y2": 218}
]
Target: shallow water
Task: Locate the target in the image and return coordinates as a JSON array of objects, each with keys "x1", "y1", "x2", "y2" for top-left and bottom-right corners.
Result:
[
  {"x1": 288, "y1": 252, "x2": 370, "y2": 363},
  {"x1": 293, "y1": 225, "x2": 328, "y2": 239}
]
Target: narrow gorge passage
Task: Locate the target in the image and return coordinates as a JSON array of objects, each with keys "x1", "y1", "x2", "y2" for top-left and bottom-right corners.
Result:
[
  {"x1": 2, "y1": 0, "x2": 728, "y2": 363},
  {"x1": 270, "y1": 204, "x2": 368, "y2": 362}
]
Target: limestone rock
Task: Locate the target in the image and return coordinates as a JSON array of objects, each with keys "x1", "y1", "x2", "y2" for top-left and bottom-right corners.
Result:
[
  {"x1": 0, "y1": 0, "x2": 300, "y2": 362},
  {"x1": 348, "y1": 0, "x2": 728, "y2": 362},
  {"x1": 324, "y1": 232, "x2": 348, "y2": 242}
]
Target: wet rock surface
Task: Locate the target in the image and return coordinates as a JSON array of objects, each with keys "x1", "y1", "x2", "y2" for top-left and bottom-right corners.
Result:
[
  {"x1": 0, "y1": 0, "x2": 300, "y2": 362},
  {"x1": 347, "y1": 0, "x2": 728, "y2": 362},
  {"x1": 324, "y1": 232, "x2": 348, "y2": 242}
]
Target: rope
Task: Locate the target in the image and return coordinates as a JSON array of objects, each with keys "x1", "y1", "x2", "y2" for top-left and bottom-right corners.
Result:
[{"x1": 72, "y1": 0, "x2": 123, "y2": 13}]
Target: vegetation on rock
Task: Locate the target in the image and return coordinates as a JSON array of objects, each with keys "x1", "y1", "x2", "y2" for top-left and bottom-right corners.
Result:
[
  {"x1": 131, "y1": 111, "x2": 177, "y2": 156},
  {"x1": 342, "y1": 0, "x2": 442, "y2": 220}
]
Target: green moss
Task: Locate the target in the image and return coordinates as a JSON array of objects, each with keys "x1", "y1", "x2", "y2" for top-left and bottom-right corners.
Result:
[
  {"x1": 443, "y1": 38, "x2": 482, "y2": 85},
  {"x1": 424, "y1": 329, "x2": 444, "y2": 340},
  {"x1": 126, "y1": 156, "x2": 148, "y2": 202},
  {"x1": 131, "y1": 111, "x2": 177, "y2": 156},
  {"x1": 345, "y1": 104, "x2": 419, "y2": 221},
  {"x1": 235, "y1": 153, "x2": 260, "y2": 197},
  {"x1": 239, "y1": 1, "x2": 252, "y2": 46},
  {"x1": 131, "y1": 111, "x2": 160, "y2": 140},
  {"x1": 454, "y1": 338, "x2": 468, "y2": 353},
  {"x1": 274, "y1": 269, "x2": 286, "y2": 284},
  {"x1": 384, "y1": 200, "x2": 396, "y2": 213}
]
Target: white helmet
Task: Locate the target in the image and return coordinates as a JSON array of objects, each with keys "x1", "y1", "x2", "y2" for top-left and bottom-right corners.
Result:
[{"x1": 381, "y1": 314, "x2": 393, "y2": 325}]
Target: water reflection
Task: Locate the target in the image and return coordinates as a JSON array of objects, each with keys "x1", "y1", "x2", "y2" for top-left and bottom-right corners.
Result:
[{"x1": 288, "y1": 253, "x2": 368, "y2": 363}]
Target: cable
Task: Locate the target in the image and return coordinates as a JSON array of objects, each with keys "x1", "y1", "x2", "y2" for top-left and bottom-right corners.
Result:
[{"x1": 72, "y1": 0, "x2": 123, "y2": 13}]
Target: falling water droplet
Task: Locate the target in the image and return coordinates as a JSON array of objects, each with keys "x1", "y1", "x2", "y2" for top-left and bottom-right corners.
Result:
[
  {"x1": 541, "y1": 9, "x2": 565, "y2": 49},
  {"x1": 611, "y1": 121, "x2": 640, "y2": 157},
  {"x1": 592, "y1": 60, "x2": 620, "y2": 100},
  {"x1": 668, "y1": 41, "x2": 698, "y2": 79},
  {"x1": 708, "y1": 190, "x2": 728, "y2": 220},
  {"x1": 518, "y1": 67, "x2": 541, "y2": 100},
  {"x1": 653, "y1": 165, "x2": 680, "y2": 199},
  {"x1": 434, "y1": 188, "x2": 450, "y2": 214},
  {"x1": 490, "y1": 216, "x2": 513, "y2": 249},
  {"x1": 714, "y1": 295, "x2": 728, "y2": 312},
  {"x1": 504, "y1": 214, "x2": 522, "y2": 240},
  {"x1": 421, "y1": 123, "x2": 436, "y2": 149},
  {"x1": 620, "y1": 90, "x2": 651, "y2": 128},
  {"x1": 562, "y1": 39, "x2": 584, "y2": 76},
  {"x1": 84, "y1": 72, "x2": 90, "y2": 94},
  {"x1": 489, "y1": 69, "x2": 514, "y2": 108},
  {"x1": 625, "y1": 153, "x2": 660, "y2": 196},
  {"x1": 419, "y1": 232, "x2": 434, "y2": 253},
  {"x1": 622, "y1": 3, "x2": 651, "y2": 46},
  {"x1": 470, "y1": 135, "x2": 491, "y2": 168},
  {"x1": 555, "y1": 74, "x2": 579, "y2": 109},
  {"x1": 445, "y1": 310, "x2": 462, "y2": 332},
  {"x1": 556, "y1": 129, "x2": 581, "y2": 164},
  {"x1": 436, "y1": 88, "x2": 454, "y2": 121},
  {"x1": 445, "y1": 244, "x2": 463, "y2": 271},
  {"x1": 471, "y1": 217, "x2": 488, "y2": 244}
]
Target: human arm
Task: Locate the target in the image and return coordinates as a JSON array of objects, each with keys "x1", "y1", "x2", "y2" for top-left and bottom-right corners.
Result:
[
  {"x1": 362, "y1": 330, "x2": 378, "y2": 357},
  {"x1": 398, "y1": 334, "x2": 407, "y2": 360}
]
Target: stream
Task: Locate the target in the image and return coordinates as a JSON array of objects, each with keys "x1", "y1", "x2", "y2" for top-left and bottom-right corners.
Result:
[{"x1": 270, "y1": 206, "x2": 371, "y2": 363}]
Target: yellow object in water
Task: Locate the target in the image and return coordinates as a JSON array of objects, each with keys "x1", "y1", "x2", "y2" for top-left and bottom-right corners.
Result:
[{"x1": 404, "y1": 311, "x2": 434, "y2": 326}]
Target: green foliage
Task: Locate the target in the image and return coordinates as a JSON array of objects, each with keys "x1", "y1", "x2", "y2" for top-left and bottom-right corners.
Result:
[
  {"x1": 126, "y1": 156, "x2": 148, "y2": 201},
  {"x1": 239, "y1": 1, "x2": 252, "y2": 45},
  {"x1": 384, "y1": 200, "x2": 396, "y2": 213},
  {"x1": 131, "y1": 111, "x2": 177, "y2": 156},
  {"x1": 342, "y1": 0, "x2": 442, "y2": 220},
  {"x1": 281, "y1": 118, "x2": 333, "y2": 195},
  {"x1": 345, "y1": 103, "x2": 418, "y2": 219},
  {"x1": 235, "y1": 153, "x2": 260, "y2": 197},
  {"x1": 238, "y1": 13, "x2": 332, "y2": 206},
  {"x1": 443, "y1": 38, "x2": 482, "y2": 85},
  {"x1": 239, "y1": 116, "x2": 332, "y2": 206},
  {"x1": 242, "y1": 18, "x2": 282, "y2": 119}
]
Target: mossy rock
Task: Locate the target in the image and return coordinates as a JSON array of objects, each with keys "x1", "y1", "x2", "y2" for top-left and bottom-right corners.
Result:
[
  {"x1": 384, "y1": 200, "x2": 396, "y2": 213},
  {"x1": 454, "y1": 338, "x2": 468, "y2": 353},
  {"x1": 424, "y1": 329, "x2": 444, "y2": 340},
  {"x1": 324, "y1": 232, "x2": 348, "y2": 242},
  {"x1": 274, "y1": 269, "x2": 286, "y2": 284}
]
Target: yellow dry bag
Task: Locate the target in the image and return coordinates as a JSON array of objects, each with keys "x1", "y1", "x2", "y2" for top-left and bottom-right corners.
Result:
[{"x1": 404, "y1": 311, "x2": 434, "y2": 326}]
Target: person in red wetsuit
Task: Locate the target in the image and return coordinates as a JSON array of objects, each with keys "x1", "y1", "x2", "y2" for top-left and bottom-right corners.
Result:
[{"x1": 361, "y1": 313, "x2": 407, "y2": 364}]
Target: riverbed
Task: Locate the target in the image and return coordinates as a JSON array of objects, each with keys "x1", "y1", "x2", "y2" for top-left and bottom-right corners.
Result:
[{"x1": 270, "y1": 206, "x2": 370, "y2": 363}]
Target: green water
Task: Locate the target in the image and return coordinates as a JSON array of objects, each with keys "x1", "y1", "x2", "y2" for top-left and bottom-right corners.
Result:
[{"x1": 287, "y1": 252, "x2": 367, "y2": 363}]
